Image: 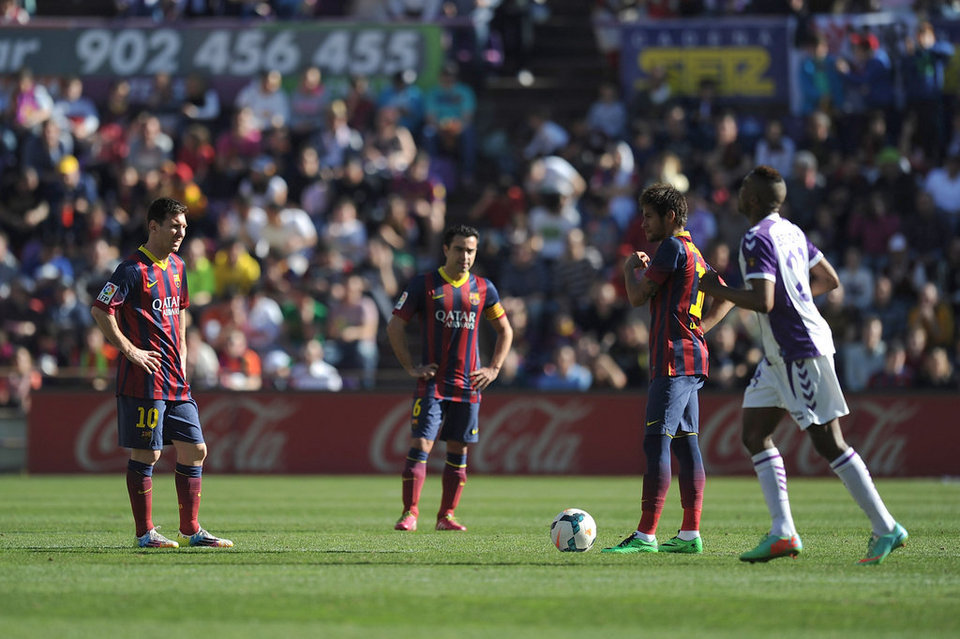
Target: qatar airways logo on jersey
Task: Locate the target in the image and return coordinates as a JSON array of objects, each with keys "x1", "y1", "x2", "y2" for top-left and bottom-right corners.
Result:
[
  {"x1": 435, "y1": 309, "x2": 477, "y2": 329},
  {"x1": 152, "y1": 296, "x2": 181, "y2": 316}
]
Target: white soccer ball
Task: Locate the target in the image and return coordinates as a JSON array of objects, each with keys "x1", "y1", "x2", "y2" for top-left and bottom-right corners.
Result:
[{"x1": 550, "y1": 508, "x2": 597, "y2": 552}]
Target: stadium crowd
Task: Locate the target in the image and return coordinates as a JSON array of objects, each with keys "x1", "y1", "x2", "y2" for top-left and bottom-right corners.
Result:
[{"x1": 1, "y1": 0, "x2": 959, "y2": 414}]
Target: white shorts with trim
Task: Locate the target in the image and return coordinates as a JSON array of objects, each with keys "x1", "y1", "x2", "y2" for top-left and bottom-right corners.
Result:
[{"x1": 742, "y1": 355, "x2": 849, "y2": 429}]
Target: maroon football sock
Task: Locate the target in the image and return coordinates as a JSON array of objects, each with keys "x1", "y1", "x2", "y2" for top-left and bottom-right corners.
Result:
[
  {"x1": 438, "y1": 453, "x2": 467, "y2": 519},
  {"x1": 402, "y1": 449, "x2": 428, "y2": 517},
  {"x1": 175, "y1": 464, "x2": 202, "y2": 536},
  {"x1": 637, "y1": 434, "x2": 671, "y2": 535},
  {"x1": 126, "y1": 460, "x2": 154, "y2": 537},
  {"x1": 674, "y1": 434, "x2": 705, "y2": 532}
]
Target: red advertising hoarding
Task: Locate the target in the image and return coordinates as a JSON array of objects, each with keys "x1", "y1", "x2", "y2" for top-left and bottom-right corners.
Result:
[{"x1": 27, "y1": 391, "x2": 956, "y2": 477}]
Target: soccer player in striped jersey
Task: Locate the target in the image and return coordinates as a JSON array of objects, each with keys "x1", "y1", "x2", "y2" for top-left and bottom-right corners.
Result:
[
  {"x1": 387, "y1": 224, "x2": 513, "y2": 532},
  {"x1": 91, "y1": 198, "x2": 232, "y2": 549},
  {"x1": 698, "y1": 166, "x2": 907, "y2": 564},
  {"x1": 603, "y1": 183, "x2": 733, "y2": 555}
]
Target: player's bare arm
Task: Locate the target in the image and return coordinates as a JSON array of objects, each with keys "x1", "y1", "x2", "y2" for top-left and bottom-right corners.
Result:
[
  {"x1": 623, "y1": 251, "x2": 657, "y2": 307},
  {"x1": 701, "y1": 297, "x2": 737, "y2": 334},
  {"x1": 386, "y1": 314, "x2": 438, "y2": 380},
  {"x1": 470, "y1": 312, "x2": 514, "y2": 391},
  {"x1": 809, "y1": 256, "x2": 841, "y2": 297},
  {"x1": 90, "y1": 306, "x2": 163, "y2": 374},
  {"x1": 698, "y1": 271, "x2": 775, "y2": 313}
]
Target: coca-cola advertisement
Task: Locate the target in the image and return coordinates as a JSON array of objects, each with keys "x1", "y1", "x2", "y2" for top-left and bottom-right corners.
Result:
[{"x1": 27, "y1": 391, "x2": 956, "y2": 476}]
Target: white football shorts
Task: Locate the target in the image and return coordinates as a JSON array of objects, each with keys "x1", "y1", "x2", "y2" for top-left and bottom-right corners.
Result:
[{"x1": 742, "y1": 355, "x2": 849, "y2": 429}]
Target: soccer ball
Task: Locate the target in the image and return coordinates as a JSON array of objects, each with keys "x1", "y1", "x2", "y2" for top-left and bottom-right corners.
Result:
[{"x1": 550, "y1": 508, "x2": 597, "y2": 552}]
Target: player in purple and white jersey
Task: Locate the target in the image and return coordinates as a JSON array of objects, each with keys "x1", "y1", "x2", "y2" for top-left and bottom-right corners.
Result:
[
  {"x1": 387, "y1": 224, "x2": 513, "y2": 532},
  {"x1": 91, "y1": 198, "x2": 232, "y2": 550},
  {"x1": 699, "y1": 166, "x2": 907, "y2": 565}
]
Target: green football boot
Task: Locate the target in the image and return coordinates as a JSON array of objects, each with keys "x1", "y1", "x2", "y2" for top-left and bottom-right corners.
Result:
[
  {"x1": 601, "y1": 533, "x2": 658, "y2": 553},
  {"x1": 659, "y1": 535, "x2": 703, "y2": 554},
  {"x1": 857, "y1": 523, "x2": 908, "y2": 566},
  {"x1": 739, "y1": 534, "x2": 802, "y2": 562}
]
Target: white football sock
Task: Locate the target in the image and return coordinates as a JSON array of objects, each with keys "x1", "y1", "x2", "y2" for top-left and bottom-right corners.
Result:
[
  {"x1": 632, "y1": 531, "x2": 656, "y2": 543},
  {"x1": 830, "y1": 448, "x2": 896, "y2": 536},
  {"x1": 752, "y1": 448, "x2": 796, "y2": 538},
  {"x1": 678, "y1": 530, "x2": 700, "y2": 541}
]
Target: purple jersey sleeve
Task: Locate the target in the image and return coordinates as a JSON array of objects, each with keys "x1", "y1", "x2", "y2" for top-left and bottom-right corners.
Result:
[
  {"x1": 806, "y1": 237, "x2": 823, "y2": 266},
  {"x1": 740, "y1": 231, "x2": 778, "y2": 281}
]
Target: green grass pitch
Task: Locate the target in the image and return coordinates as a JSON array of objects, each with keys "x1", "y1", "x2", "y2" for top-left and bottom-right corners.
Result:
[{"x1": 1, "y1": 474, "x2": 958, "y2": 638}]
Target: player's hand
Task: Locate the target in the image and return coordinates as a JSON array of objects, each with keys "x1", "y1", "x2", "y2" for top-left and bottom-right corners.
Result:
[
  {"x1": 409, "y1": 363, "x2": 438, "y2": 380},
  {"x1": 126, "y1": 348, "x2": 163, "y2": 374},
  {"x1": 698, "y1": 270, "x2": 721, "y2": 294},
  {"x1": 624, "y1": 251, "x2": 650, "y2": 270},
  {"x1": 469, "y1": 367, "x2": 499, "y2": 391}
]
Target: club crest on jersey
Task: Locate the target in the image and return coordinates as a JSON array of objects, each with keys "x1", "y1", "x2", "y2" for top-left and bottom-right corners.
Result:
[
  {"x1": 469, "y1": 292, "x2": 480, "y2": 306},
  {"x1": 174, "y1": 273, "x2": 181, "y2": 288},
  {"x1": 394, "y1": 291, "x2": 408, "y2": 310},
  {"x1": 97, "y1": 282, "x2": 118, "y2": 304}
]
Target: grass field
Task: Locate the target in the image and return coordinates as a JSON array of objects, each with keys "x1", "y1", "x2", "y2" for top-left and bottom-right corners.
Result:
[{"x1": 1, "y1": 474, "x2": 958, "y2": 639}]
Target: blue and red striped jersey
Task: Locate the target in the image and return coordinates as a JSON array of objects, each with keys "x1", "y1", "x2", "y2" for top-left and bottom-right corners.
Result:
[
  {"x1": 92, "y1": 246, "x2": 191, "y2": 400},
  {"x1": 643, "y1": 231, "x2": 711, "y2": 379},
  {"x1": 393, "y1": 268, "x2": 505, "y2": 403}
]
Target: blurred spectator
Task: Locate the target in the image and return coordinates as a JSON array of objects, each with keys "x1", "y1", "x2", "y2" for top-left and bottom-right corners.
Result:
[
  {"x1": 213, "y1": 239, "x2": 261, "y2": 297},
  {"x1": 289, "y1": 339, "x2": 343, "y2": 391},
  {"x1": 21, "y1": 118, "x2": 73, "y2": 189},
  {"x1": 533, "y1": 344, "x2": 592, "y2": 391},
  {"x1": 53, "y1": 76, "x2": 99, "y2": 155},
  {"x1": 377, "y1": 70, "x2": 425, "y2": 137},
  {"x1": 847, "y1": 193, "x2": 900, "y2": 265},
  {"x1": 247, "y1": 286, "x2": 285, "y2": 353},
  {"x1": 916, "y1": 346, "x2": 957, "y2": 390},
  {"x1": 257, "y1": 200, "x2": 318, "y2": 275},
  {"x1": 423, "y1": 62, "x2": 476, "y2": 185},
  {"x1": 180, "y1": 73, "x2": 221, "y2": 128},
  {"x1": 345, "y1": 75, "x2": 376, "y2": 134},
  {"x1": 324, "y1": 274, "x2": 379, "y2": 389},
  {"x1": 906, "y1": 282, "x2": 954, "y2": 349},
  {"x1": 797, "y1": 35, "x2": 844, "y2": 116},
  {"x1": 837, "y1": 246, "x2": 874, "y2": 312},
  {"x1": 235, "y1": 70, "x2": 290, "y2": 131},
  {"x1": 586, "y1": 82, "x2": 627, "y2": 142},
  {"x1": 218, "y1": 328, "x2": 262, "y2": 391},
  {"x1": 289, "y1": 66, "x2": 327, "y2": 143},
  {"x1": 214, "y1": 107, "x2": 262, "y2": 187},
  {"x1": 529, "y1": 188, "x2": 580, "y2": 262},
  {"x1": 324, "y1": 197, "x2": 368, "y2": 267},
  {"x1": 7, "y1": 68, "x2": 53, "y2": 137},
  {"x1": 921, "y1": 152, "x2": 960, "y2": 229},
  {"x1": 182, "y1": 237, "x2": 215, "y2": 308},
  {"x1": 902, "y1": 21, "x2": 954, "y2": 162},
  {"x1": 0, "y1": 0, "x2": 29, "y2": 24},
  {"x1": 328, "y1": 154, "x2": 385, "y2": 221},
  {"x1": 835, "y1": 35, "x2": 895, "y2": 153},
  {"x1": 551, "y1": 228, "x2": 602, "y2": 312},
  {"x1": 364, "y1": 106, "x2": 417, "y2": 174},
  {"x1": 523, "y1": 107, "x2": 569, "y2": 161},
  {"x1": 867, "y1": 275, "x2": 908, "y2": 341},
  {"x1": 0, "y1": 345, "x2": 41, "y2": 412},
  {"x1": 185, "y1": 324, "x2": 219, "y2": 390},
  {"x1": 314, "y1": 100, "x2": 363, "y2": 174},
  {"x1": 704, "y1": 112, "x2": 751, "y2": 189},
  {"x1": 867, "y1": 340, "x2": 913, "y2": 389},
  {"x1": 754, "y1": 119, "x2": 795, "y2": 179},
  {"x1": 126, "y1": 113, "x2": 173, "y2": 176},
  {"x1": 841, "y1": 315, "x2": 886, "y2": 393}
]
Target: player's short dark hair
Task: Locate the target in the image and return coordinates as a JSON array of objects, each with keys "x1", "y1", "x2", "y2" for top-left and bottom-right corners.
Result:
[
  {"x1": 443, "y1": 224, "x2": 479, "y2": 247},
  {"x1": 639, "y1": 183, "x2": 688, "y2": 227},
  {"x1": 147, "y1": 197, "x2": 187, "y2": 227},
  {"x1": 746, "y1": 165, "x2": 787, "y2": 209}
]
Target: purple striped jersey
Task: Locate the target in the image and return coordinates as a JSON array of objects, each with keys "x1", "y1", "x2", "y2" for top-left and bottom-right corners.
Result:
[
  {"x1": 92, "y1": 246, "x2": 191, "y2": 400},
  {"x1": 393, "y1": 269, "x2": 505, "y2": 403},
  {"x1": 643, "y1": 231, "x2": 712, "y2": 379}
]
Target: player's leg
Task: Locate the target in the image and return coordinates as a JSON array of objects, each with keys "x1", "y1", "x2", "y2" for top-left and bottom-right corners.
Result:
[
  {"x1": 118, "y1": 397, "x2": 176, "y2": 548},
  {"x1": 168, "y1": 399, "x2": 232, "y2": 548},
  {"x1": 604, "y1": 377, "x2": 677, "y2": 553},
  {"x1": 661, "y1": 376, "x2": 706, "y2": 554},
  {"x1": 435, "y1": 401, "x2": 478, "y2": 531},
  {"x1": 739, "y1": 405, "x2": 803, "y2": 561},
  {"x1": 807, "y1": 418, "x2": 906, "y2": 565},
  {"x1": 397, "y1": 395, "x2": 442, "y2": 530}
]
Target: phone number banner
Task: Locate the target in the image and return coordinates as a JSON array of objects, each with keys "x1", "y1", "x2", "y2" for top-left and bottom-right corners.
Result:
[
  {"x1": 620, "y1": 17, "x2": 791, "y2": 104},
  {"x1": 0, "y1": 22, "x2": 443, "y2": 83}
]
